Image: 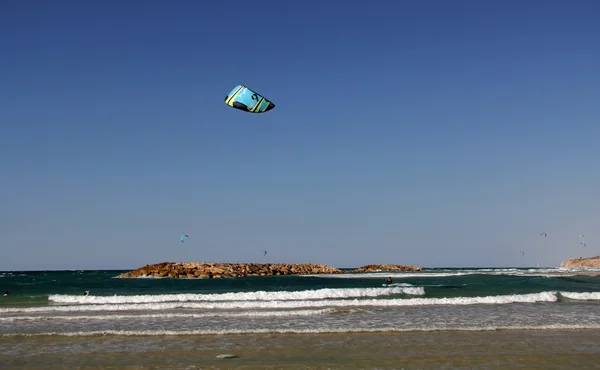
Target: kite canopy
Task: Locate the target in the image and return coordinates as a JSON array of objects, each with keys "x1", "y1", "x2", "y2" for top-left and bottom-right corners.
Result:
[{"x1": 224, "y1": 85, "x2": 275, "y2": 113}]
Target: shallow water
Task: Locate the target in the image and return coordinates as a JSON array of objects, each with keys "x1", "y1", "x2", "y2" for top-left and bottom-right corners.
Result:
[{"x1": 1, "y1": 330, "x2": 599, "y2": 369}]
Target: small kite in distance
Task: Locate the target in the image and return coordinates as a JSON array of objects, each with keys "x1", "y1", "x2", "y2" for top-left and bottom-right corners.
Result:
[
  {"x1": 262, "y1": 250, "x2": 267, "y2": 256},
  {"x1": 180, "y1": 234, "x2": 189, "y2": 243},
  {"x1": 540, "y1": 232, "x2": 547, "y2": 237}
]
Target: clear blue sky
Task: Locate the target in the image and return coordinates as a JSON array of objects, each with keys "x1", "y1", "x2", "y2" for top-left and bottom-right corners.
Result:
[{"x1": 1, "y1": 0, "x2": 599, "y2": 270}]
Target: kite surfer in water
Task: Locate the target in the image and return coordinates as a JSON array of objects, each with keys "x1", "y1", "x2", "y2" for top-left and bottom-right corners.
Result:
[{"x1": 385, "y1": 277, "x2": 393, "y2": 285}]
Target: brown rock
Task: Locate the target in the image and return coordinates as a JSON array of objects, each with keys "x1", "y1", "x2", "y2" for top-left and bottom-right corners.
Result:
[
  {"x1": 561, "y1": 256, "x2": 600, "y2": 269},
  {"x1": 118, "y1": 262, "x2": 344, "y2": 279},
  {"x1": 352, "y1": 264, "x2": 422, "y2": 273}
]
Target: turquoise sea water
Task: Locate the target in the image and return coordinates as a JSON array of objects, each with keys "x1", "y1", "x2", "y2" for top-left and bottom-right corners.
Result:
[
  {"x1": 1, "y1": 267, "x2": 599, "y2": 336},
  {"x1": 1, "y1": 267, "x2": 600, "y2": 368}
]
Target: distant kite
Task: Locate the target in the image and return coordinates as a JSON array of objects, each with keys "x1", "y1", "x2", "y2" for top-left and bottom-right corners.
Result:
[
  {"x1": 520, "y1": 250, "x2": 525, "y2": 256},
  {"x1": 180, "y1": 234, "x2": 189, "y2": 243},
  {"x1": 224, "y1": 85, "x2": 275, "y2": 113},
  {"x1": 578, "y1": 234, "x2": 586, "y2": 247},
  {"x1": 262, "y1": 250, "x2": 267, "y2": 256},
  {"x1": 540, "y1": 232, "x2": 547, "y2": 237}
]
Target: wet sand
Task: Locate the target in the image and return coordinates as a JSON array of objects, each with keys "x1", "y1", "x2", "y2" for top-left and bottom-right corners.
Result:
[{"x1": 1, "y1": 329, "x2": 599, "y2": 369}]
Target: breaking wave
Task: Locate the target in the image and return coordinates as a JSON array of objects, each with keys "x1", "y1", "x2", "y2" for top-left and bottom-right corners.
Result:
[
  {"x1": 47, "y1": 286, "x2": 423, "y2": 305},
  {"x1": 4, "y1": 323, "x2": 600, "y2": 337},
  {"x1": 0, "y1": 291, "x2": 571, "y2": 314}
]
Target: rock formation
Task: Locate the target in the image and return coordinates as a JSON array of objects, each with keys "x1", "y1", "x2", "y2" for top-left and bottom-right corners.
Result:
[
  {"x1": 352, "y1": 264, "x2": 422, "y2": 272},
  {"x1": 560, "y1": 256, "x2": 600, "y2": 269},
  {"x1": 118, "y1": 262, "x2": 344, "y2": 279}
]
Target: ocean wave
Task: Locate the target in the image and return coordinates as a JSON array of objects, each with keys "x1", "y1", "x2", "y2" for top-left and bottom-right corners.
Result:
[
  {"x1": 558, "y1": 267, "x2": 600, "y2": 272},
  {"x1": 315, "y1": 272, "x2": 474, "y2": 279},
  {"x1": 559, "y1": 291, "x2": 600, "y2": 300},
  {"x1": 314, "y1": 268, "x2": 584, "y2": 279},
  {"x1": 2, "y1": 291, "x2": 559, "y2": 314},
  {"x1": 0, "y1": 308, "x2": 335, "y2": 322},
  {"x1": 48, "y1": 286, "x2": 424, "y2": 305},
  {"x1": 3, "y1": 323, "x2": 600, "y2": 337}
]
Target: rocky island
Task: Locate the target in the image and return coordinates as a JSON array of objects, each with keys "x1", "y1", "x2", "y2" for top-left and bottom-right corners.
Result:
[
  {"x1": 118, "y1": 262, "x2": 344, "y2": 279},
  {"x1": 118, "y1": 262, "x2": 423, "y2": 279},
  {"x1": 560, "y1": 256, "x2": 600, "y2": 269},
  {"x1": 352, "y1": 264, "x2": 422, "y2": 273}
]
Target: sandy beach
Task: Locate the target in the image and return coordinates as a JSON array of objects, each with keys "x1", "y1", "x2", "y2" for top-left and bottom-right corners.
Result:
[{"x1": 2, "y1": 329, "x2": 599, "y2": 369}]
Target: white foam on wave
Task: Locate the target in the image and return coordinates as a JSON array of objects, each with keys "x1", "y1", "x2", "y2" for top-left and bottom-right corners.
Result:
[
  {"x1": 557, "y1": 267, "x2": 600, "y2": 272},
  {"x1": 2, "y1": 291, "x2": 558, "y2": 314},
  {"x1": 3, "y1": 323, "x2": 600, "y2": 337},
  {"x1": 559, "y1": 291, "x2": 600, "y2": 300},
  {"x1": 314, "y1": 272, "x2": 474, "y2": 279},
  {"x1": 48, "y1": 286, "x2": 424, "y2": 305},
  {"x1": 0, "y1": 308, "x2": 335, "y2": 322},
  {"x1": 315, "y1": 268, "x2": 584, "y2": 279}
]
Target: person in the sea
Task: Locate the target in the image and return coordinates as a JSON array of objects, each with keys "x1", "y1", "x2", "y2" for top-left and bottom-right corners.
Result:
[
  {"x1": 385, "y1": 277, "x2": 393, "y2": 285},
  {"x1": 83, "y1": 290, "x2": 89, "y2": 296},
  {"x1": 3, "y1": 290, "x2": 8, "y2": 297}
]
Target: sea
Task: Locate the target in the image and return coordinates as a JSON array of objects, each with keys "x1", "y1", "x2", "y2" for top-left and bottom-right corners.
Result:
[{"x1": 1, "y1": 267, "x2": 599, "y2": 369}]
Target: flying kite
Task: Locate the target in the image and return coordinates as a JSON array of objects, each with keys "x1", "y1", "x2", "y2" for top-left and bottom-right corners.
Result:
[
  {"x1": 520, "y1": 250, "x2": 525, "y2": 256},
  {"x1": 224, "y1": 85, "x2": 275, "y2": 113},
  {"x1": 261, "y1": 250, "x2": 267, "y2": 256},
  {"x1": 578, "y1": 234, "x2": 586, "y2": 247},
  {"x1": 180, "y1": 234, "x2": 189, "y2": 243},
  {"x1": 540, "y1": 232, "x2": 547, "y2": 237}
]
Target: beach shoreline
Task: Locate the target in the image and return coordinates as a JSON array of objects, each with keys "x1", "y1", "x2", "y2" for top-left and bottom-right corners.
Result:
[{"x1": 1, "y1": 329, "x2": 599, "y2": 369}]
